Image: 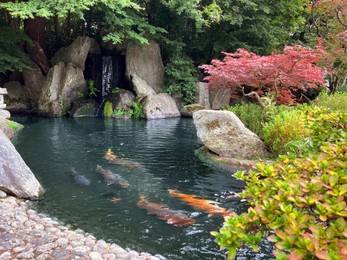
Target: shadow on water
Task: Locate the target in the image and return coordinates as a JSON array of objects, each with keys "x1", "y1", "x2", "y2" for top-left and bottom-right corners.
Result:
[{"x1": 13, "y1": 116, "x2": 274, "y2": 260}]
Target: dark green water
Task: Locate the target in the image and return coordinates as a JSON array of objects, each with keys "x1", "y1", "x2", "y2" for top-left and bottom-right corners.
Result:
[{"x1": 13, "y1": 116, "x2": 273, "y2": 260}]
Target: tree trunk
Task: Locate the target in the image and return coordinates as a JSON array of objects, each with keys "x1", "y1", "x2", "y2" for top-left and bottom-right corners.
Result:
[{"x1": 24, "y1": 16, "x2": 47, "y2": 52}]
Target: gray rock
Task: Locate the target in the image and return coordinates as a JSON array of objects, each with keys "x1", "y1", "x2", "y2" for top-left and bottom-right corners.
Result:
[
  {"x1": 0, "y1": 190, "x2": 6, "y2": 198},
  {"x1": 131, "y1": 74, "x2": 156, "y2": 98},
  {"x1": 180, "y1": 104, "x2": 204, "y2": 118},
  {"x1": 38, "y1": 62, "x2": 86, "y2": 116},
  {"x1": 197, "y1": 82, "x2": 211, "y2": 109},
  {"x1": 3, "y1": 81, "x2": 30, "y2": 112},
  {"x1": 26, "y1": 40, "x2": 50, "y2": 75},
  {"x1": 51, "y1": 36, "x2": 94, "y2": 70},
  {"x1": 0, "y1": 130, "x2": 45, "y2": 199},
  {"x1": 143, "y1": 93, "x2": 181, "y2": 120},
  {"x1": 0, "y1": 110, "x2": 10, "y2": 120},
  {"x1": 209, "y1": 87, "x2": 232, "y2": 109},
  {"x1": 70, "y1": 100, "x2": 97, "y2": 118},
  {"x1": 126, "y1": 41, "x2": 164, "y2": 93},
  {"x1": 193, "y1": 110, "x2": 269, "y2": 159},
  {"x1": 113, "y1": 88, "x2": 136, "y2": 110},
  {"x1": 23, "y1": 62, "x2": 45, "y2": 109}
]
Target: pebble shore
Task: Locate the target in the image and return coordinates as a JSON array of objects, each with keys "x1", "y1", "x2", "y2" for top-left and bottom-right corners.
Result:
[{"x1": 0, "y1": 196, "x2": 164, "y2": 260}]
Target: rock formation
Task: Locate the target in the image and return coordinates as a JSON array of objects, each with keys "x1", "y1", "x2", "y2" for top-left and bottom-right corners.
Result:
[
  {"x1": 0, "y1": 130, "x2": 44, "y2": 199},
  {"x1": 193, "y1": 110, "x2": 269, "y2": 159}
]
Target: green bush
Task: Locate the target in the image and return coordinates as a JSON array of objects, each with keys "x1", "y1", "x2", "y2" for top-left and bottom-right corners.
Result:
[
  {"x1": 103, "y1": 101, "x2": 113, "y2": 117},
  {"x1": 164, "y1": 54, "x2": 198, "y2": 105},
  {"x1": 128, "y1": 101, "x2": 145, "y2": 119},
  {"x1": 315, "y1": 91, "x2": 347, "y2": 112},
  {"x1": 262, "y1": 108, "x2": 310, "y2": 156},
  {"x1": 212, "y1": 104, "x2": 347, "y2": 259},
  {"x1": 227, "y1": 103, "x2": 263, "y2": 137},
  {"x1": 213, "y1": 141, "x2": 347, "y2": 260}
]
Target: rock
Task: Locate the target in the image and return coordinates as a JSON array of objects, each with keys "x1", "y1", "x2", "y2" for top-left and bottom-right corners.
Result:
[
  {"x1": 3, "y1": 81, "x2": 31, "y2": 113},
  {"x1": 38, "y1": 62, "x2": 86, "y2": 116},
  {"x1": 26, "y1": 41, "x2": 50, "y2": 75},
  {"x1": 0, "y1": 190, "x2": 6, "y2": 198},
  {"x1": 0, "y1": 110, "x2": 10, "y2": 120},
  {"x1": 131, "y1": 74, "x2": 156, "y2": 98},
  {"x1": 22, "y1": 62, "x2": 46, "y2": 109},
  {"x1": 126, "y1": 41, "x2": 164, "y2": 93},
  {"x1": 209, "y1": 87, "x2": 232, "y2": 109},
  {"x1": 70, "y1": 100, "x2": 97, "y2": 118},
  {"x1": 0, "y1": 119, "x2": 24, "y2": 139},
  {"x1": 0, "y1": 130, "x2": 44, "y2": 199},
  {"x1": 196, "y1": 82, "x2": 210, "y2": 109},
  {"x1": 180, "y1": 104, "x2": 204, "y2": 118},
  {"x1": 193, "y1": 110, "x2": 269, "y2": 159},
  {"x1": 143, "y1": 93, "x2": 181, "y2": 120},
  {"x1": 51, "y1": 36, "x2": 94, "y2": 70},
  {"x1": 112, "y1": 89, "x2": 135, "y2": 110}
]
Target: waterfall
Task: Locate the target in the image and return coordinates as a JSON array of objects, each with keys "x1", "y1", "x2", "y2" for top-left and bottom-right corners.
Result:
[{"x1": 101, "y1": 56, "x2": 113, "y2": 97}]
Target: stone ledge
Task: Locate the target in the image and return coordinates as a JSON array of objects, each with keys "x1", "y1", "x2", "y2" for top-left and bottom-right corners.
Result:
[{"x1": 195, "y1": 146, "x2": 260, "y2": 173}]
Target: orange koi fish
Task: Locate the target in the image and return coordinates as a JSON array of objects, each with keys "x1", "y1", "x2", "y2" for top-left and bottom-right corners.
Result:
[
  {"x1": 104, "y1": 149, "x2": 141, "y2": 169},
  {"x1": 137, "y1": 195, "x2": 196, "y2": 227},
  {"x1": 168, "y1": 189, "x2": 234, "y2": 217}
]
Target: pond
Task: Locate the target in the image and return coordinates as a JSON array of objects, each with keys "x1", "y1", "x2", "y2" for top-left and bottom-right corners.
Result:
[{"x1": 12, "y1": 116, "x2": 274, "y2": 260}]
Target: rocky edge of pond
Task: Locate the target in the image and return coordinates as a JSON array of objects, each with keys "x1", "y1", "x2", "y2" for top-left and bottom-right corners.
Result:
[{"x1": 0, "y1": 195, "x2": 165, "y2": 260}]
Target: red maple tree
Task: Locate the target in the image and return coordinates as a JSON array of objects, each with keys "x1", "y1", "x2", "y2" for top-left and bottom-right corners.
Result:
[{"x1": 199, "y1": 44, "x2": 327, "y2": 105}]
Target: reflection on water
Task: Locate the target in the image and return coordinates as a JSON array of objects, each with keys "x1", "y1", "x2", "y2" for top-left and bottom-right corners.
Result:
[{"x1": 13, "y1": 116, "x2": 274, "y2": 260}]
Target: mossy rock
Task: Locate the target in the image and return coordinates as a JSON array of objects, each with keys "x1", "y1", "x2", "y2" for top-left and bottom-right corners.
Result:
[
  {"x1": 195, "y1": 146, "x2": 259, "y2": 173},
  {"x1": 0, "y1": 119, "x2": 24, "y2": 139},
  {"x1": 180, "y1": 104, "x2": 204, "y2": 118}
]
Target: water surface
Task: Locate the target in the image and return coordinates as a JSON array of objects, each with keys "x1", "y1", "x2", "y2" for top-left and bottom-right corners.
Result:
[{"x1": 13, "y1": 116, "x2": 273, "y2": 259}]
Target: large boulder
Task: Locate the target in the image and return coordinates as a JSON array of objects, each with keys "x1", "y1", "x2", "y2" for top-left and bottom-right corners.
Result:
[
  {"x1": 70, "y1": 100, "x2": 98, "y2": 118},
  {"x1": 196, "y1": 82, "x2": 211, "y2": 109},
  {"x1": 0, "y1": 130, "x2": 44, "y2": 199},
  {"x1": 22, "y1": 62, "x2": 46, "y2": 109},
  {"x1": 51, "y1": 36, "x2": 98, "y2": 70},
  {"x1": 209, "y1": 87, "x2": 232, "y2": 110},
  {"x1": 131, "y1": 74, "x2": 156, "y2": 98},
  {"x1": 38, "y1": 62, "x2": 86, "y2": 116},
  {"x1": 26, "y1": 41, "x2": 50, "y2": 75},
  {"x1": 126, "y1": 41, "x2": 164, "y2": 93},
  {"x1": 3, "y1": 81, "x2": 31, "y2": 113},
  {"x1": 193, "y1": 110, "x2": 269, "y2": 159},
  {"x1": 143, "y1": 93, "x2": 181, "y2": 120}
]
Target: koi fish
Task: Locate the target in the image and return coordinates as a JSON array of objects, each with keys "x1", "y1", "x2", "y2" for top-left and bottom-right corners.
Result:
[
  {"x1": 104, "y1": 149, "x2": 141, "y2": 169},
  {"x1": 137, "y1": 195, "x2": 196, "y2": 227},
  {"x1": 168, "y1": 189, "x2": 234, "y2": 217},
  {"x1": 96, "y1": 165, "x2": 129, "y2": 188},
  {"x1": 70, "y1": 168, "x2": 91, "y2": 187}
]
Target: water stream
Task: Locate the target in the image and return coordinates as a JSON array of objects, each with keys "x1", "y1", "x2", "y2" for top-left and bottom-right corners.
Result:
[{"x1": 12, "y1": 116, "x2": 274, "y2": 259}]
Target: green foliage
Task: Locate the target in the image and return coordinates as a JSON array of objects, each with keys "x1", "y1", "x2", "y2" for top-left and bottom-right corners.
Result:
[
  {"x1": 213, "y1": 101, "x2": 347, "y2": 259},
  {"x1": 6, "y1": 120, "x2": 18, "y2": 131},
  {"x1": 315, "y1": 91, "x2": 347, "y2": 112},
  {"x1": 164, "y1": 54, "x2": 198, "y2": 105},
  {"x1": 113, "y1": 108, "x2": 127, "y2": 117},
  {"x1": 103, "y1": 101, "x2": 113, "y2": 117},
  {"x1": 128, "y1": 101, "x2": 144, "y2": 119},
  {"x1": 0, "y1": 26, "x2": 30, "y2": 74},
  {"x1": 227, "y1": 103, "x2": 263, "y2": 137},
  {"x1": 216, "y1": 141, "x2": 347, "y2": 259},
  {"x1": 87, "y1": 80, "x2": 99, "y2": 98},
  {"x1": 262, "y1": 108, "x2": 310, "y2": 156}
]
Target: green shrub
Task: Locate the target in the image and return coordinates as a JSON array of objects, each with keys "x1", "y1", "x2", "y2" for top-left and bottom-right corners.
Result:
[
  {"x1": 164, "y1": 54, "x2": 198, "y2": 105},
  {"x1": 213, "y1": 141, "x2": 347, "y2": 260},
  {"x1": 128, "y1": 101, "x2": 145, "y2": 119},
  {"x1": 227, "y1": 103, "x2": 263, "y2": 137},
  {"x1": 315, "y1": 91, "x2": 347, "y2": 112},
  {"x1": 262, "y1": 108, "x2": 310, "y2": 156},
  {"x1": 103, "y1": 101, "x2": 113, "y2": 117}
]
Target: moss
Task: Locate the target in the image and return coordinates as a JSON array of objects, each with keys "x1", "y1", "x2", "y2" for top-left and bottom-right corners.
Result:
[
  {"x1": 206, "y1": 119, "x2": 220, "y2": 130},
  {"x1": 195, "y1": 146, "x2": 256, "y2": 173},
  {"x1": 103, "y1": 101, "x2": 113, "y2": 118}
]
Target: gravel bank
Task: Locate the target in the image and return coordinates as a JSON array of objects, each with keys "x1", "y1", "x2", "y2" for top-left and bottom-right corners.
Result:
[{"x1": 0, "y1": 196, "x2": 164, "y2": 260}]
